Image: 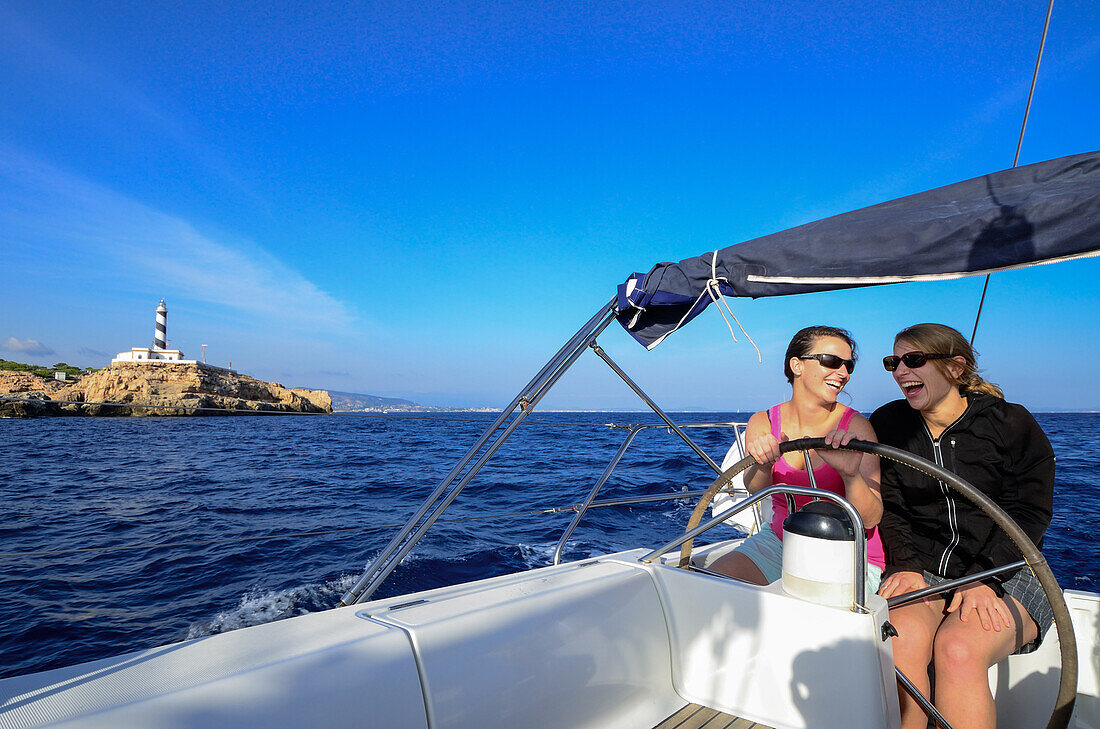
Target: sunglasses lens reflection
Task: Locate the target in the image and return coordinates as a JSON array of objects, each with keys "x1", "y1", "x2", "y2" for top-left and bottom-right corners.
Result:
[
  {"x1": 807, "y1": 354, "x2": 855, "y2": 373},
  {"x1": 883, "y1": 353, "x2": 935, "y2": 371},
  {"x1": 903, "y1": 353, "x2": 928, "y2": 368}
]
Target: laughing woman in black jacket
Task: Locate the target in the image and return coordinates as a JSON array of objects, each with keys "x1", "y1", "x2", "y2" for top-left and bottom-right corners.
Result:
[{"x1": 870, "y1": 323, "x2": 1054, "y2": 729}]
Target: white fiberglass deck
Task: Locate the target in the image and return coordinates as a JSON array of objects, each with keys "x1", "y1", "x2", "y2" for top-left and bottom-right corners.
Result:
[{"x1": 0, "y1": 549, "x2": 1095, "y2": 729}]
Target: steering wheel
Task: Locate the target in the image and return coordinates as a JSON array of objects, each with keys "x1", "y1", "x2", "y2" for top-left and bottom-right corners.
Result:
[{"x1": 679, "y1": 437, "x2": 1077, "y2": 729}]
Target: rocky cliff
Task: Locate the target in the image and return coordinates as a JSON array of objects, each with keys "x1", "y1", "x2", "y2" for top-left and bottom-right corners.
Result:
[{"x1": 0, "y1": 363, "x2": 332, "y2": 417}]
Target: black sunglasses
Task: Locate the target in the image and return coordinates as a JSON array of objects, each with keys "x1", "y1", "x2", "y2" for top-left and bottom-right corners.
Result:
[
  {"x1": 798, "y1": 353, "x2": 855, "y2": 374},
  {"x1": 882, "y1": 352, "x2": 955, "y2": 371}
]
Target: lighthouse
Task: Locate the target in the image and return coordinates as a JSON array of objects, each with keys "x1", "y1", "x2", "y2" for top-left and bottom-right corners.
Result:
[
  {"x1": 112, "y1": 299, "x2": 195, "y2": 365},
  {"x1": 154, "y1": 299, "x2": 168, "y2": 350}
]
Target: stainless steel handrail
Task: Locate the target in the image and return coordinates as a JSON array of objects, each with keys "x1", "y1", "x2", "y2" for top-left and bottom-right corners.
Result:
[
  {"x1": 590, "y1": 344, "x2": 721, "y2": 473},
  {"x1": 339, "y1": 299, "x2": 618, "y2": 606},
  {"x1": 340, "y1": 298, "x2": 752, "y2": 606},
  {"x1": 639, "y1": 485, "x2": 869, "y2": 611},
  {"x1": 552, "y1": 426, "x2": 644, "y2": 565},
  {"x1": 552, "y1": 421, "x2": 749, "y2": 565}
]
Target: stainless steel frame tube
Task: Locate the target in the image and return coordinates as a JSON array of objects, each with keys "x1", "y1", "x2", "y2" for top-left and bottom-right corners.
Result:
[
  {"x1": 339, "y1": 300, "x2": 617, "y2": 606},
  {"x1": 639, "y1": 485, "x2": 868, "y2": 610},
  {"x1": 552, "y1": 426, "x2": 643, "y2": 565},
  {"x1": 589, "y1": 344, "x2": 721, "y2": 474},
  {"x1": 552, "y1": 422, "x2": 750, "y2": 565}
]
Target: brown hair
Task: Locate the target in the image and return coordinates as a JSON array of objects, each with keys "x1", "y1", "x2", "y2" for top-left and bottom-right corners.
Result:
[
  {"x1": 783, "y1": 325, "x2": 857, "y2": 384},
  {"x1": 894, "y1": 323, "x2": 1003, "y2": 398}
]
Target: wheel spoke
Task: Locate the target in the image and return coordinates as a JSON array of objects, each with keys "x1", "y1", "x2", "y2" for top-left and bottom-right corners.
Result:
[
  {"x1": 895, "y1": 667, "x2": 955, "y2": 729},
  {"x1": 887, "y1": 560, "x2": 1027, "y2": 609}
]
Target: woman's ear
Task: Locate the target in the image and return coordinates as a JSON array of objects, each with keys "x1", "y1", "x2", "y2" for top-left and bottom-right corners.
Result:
[
  {"x1": 789, "y1": 357, "x2": 802, "y2": 378},
  {"x1": 946, "y1": 356, "x2": 967, "y2": 380}
]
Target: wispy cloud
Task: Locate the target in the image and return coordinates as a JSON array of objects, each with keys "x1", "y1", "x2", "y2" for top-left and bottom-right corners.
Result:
[
  {"x1": 0, "y1": 148, "x2": 357, "y2": 336},
  {"x1": 2, "y1": 337, "x2": 55, "y2": 355},
  {"x1": 79, "y1": 346, "x2": 110, "y2": 358},
  {"x1": 0, "y1": 6, "x2": 264, "y2": 208}
]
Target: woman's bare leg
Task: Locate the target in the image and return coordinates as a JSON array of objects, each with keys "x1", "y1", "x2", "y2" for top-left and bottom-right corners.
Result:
[
  {"x1": 889, "y1": 598, "x2": 946, "y2": 729},
  {"x1": 708, "y1": 551, "x2": 769, "y2": 585},
  {"x1": 932, "y1": 596, "x2": 1038, "y2": 729}
]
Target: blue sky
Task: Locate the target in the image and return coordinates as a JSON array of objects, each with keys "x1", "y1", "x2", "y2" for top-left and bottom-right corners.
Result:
[{"x1": 2, "y1": 1, "x2": 1098, "y2": 410}]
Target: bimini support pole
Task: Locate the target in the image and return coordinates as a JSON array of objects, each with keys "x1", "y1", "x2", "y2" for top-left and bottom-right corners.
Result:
[
  {"x1": 588, "y1": 344, "x2": 721, "y2": 474},
  {"x1": 338, "y1": 298, "x2": 618, "y2": 607}
]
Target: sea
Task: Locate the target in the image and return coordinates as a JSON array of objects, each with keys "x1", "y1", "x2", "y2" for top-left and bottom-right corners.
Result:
[{"x1": 1, "y1": 411, "x2": 1096, "y2": 680}]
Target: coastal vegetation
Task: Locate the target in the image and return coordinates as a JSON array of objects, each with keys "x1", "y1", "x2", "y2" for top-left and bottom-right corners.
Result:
[{"x1": 0, "y1": 359, "x2": 97, "y2": 380}]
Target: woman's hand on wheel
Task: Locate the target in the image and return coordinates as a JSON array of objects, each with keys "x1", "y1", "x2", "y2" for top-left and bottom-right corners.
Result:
[
  {"x1": 878, "y1": 570, "x2": 928, "y2": 599},
  {"x1": 747, "y1": 432, "x2": 784, "y2": 467},
  {"x1": 818, "y1": 428, "x2": 864, "y2": 477},
  {"x1": 947, "y1": 583, "x2": 1014, "y2": 632}
]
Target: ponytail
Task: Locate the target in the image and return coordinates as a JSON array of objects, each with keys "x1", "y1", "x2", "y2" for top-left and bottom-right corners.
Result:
[{"x1": 957, "y1": 370, "x2": 1004, "y2": 399}]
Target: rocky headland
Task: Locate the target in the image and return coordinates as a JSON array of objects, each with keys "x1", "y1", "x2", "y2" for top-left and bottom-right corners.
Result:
[{"x1": 0, "y1": 363, "x2": 332, "y2": 417}]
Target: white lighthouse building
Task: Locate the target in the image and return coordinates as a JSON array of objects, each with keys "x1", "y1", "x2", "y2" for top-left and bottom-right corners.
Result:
[{"x1": 112, "y1": 299, "x2": 198, "y2": 365}]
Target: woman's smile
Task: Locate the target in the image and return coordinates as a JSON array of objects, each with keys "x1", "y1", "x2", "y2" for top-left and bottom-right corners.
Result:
[{"x1": 890, "y1": 340, "x2": 963, "y2": 415}]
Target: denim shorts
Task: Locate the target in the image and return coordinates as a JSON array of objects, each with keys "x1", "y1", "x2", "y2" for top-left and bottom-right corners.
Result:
[{"x1": 736, "y1": 526, "x2": 883, "y2": 595}]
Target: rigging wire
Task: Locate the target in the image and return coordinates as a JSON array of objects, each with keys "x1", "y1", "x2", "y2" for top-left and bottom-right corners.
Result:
[{"x1": 970, "y1": 0, "x2": 1055, "y2": 345}]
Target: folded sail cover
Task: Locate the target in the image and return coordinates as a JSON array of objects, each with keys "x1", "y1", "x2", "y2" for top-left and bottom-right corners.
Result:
[{"x1": 618, "y1": 150, "x2": 1100, "y2": 349}]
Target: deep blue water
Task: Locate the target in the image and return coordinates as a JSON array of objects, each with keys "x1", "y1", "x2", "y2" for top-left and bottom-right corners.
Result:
[{"x1": 1, "y1": 412, "x2": 1096, "y2": 679}]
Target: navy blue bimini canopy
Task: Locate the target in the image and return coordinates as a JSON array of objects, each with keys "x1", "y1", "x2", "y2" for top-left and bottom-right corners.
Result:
[{"x1": 618, "y1": 150, "x2": 1100, "y2": 349}]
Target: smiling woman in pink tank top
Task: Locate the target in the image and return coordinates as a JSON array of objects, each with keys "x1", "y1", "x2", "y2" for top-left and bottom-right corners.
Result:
[{"x1": 710, "y1": 325, "x2": 886, "y2": 593}]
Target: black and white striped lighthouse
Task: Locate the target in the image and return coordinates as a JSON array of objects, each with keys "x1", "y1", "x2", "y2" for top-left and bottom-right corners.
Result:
[
  {"x1": 113, "y1": 298, "x2": 189, "y2": 364},
  {"x1": 153, "y1": 299, "x2": 168, "y2": 351}
]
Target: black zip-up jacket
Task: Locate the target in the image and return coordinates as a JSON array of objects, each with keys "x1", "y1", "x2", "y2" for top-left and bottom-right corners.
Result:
[{"x1": 869, "y1": 394, "x2": 1054, "y2": 585}]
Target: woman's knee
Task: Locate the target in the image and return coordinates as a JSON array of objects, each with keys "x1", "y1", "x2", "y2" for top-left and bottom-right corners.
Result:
[
  {"x1": 932, "y1": 624, "x2": 1000, "y2": 676},
  {"x1": 709, "y1": 551, "x2": 769, "y2": 585},
  {"x1": 888, "y1": 608, "x2": 936, "y2": 663},
  {"x1": 933, "y1": 632, "x2": 978, "y2": 672},
  {"x1": 934, "y1": 613, "x2": 1029, "y2": 677}
]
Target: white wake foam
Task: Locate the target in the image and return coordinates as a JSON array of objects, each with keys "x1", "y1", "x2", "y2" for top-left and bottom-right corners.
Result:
[{"x1": 186, "y1": 573, "x2": 360, "y2": 638}]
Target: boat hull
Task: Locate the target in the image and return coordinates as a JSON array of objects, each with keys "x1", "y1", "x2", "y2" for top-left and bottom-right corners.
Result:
[{"x1": 1, "y1": 548, "x2": 1096, "y2": 729}]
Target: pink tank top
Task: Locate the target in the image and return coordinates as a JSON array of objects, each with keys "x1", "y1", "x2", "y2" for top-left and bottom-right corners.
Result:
[{"x1": 767, "y1": 404, "x2": 886, "y2": 569}]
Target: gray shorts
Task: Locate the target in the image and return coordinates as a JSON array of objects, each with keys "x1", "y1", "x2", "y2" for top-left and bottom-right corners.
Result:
[{"x1": 923, "y1": 567, "x2": 1054, "y2": 655}]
